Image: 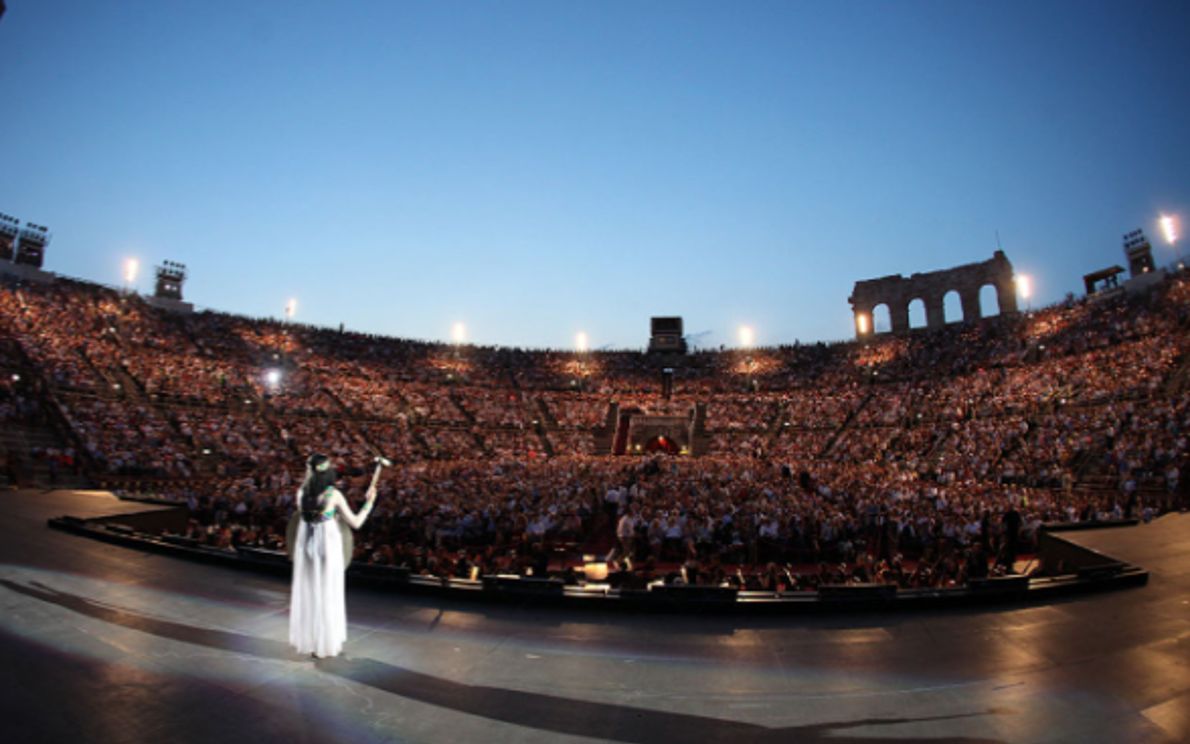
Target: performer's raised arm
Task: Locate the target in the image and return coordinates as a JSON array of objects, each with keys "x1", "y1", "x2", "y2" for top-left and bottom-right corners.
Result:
[
  {"x1": 328, "y1": 487, "x2": 375, "y2": 530},
  {"x1": 330, "y1": 457, "x2": 388, "y2": 530}
]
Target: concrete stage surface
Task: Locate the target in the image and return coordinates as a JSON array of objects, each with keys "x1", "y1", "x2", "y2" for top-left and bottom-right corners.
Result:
[{"x1": 1, "y1": 490, "x2": 1187, "y2": 744}]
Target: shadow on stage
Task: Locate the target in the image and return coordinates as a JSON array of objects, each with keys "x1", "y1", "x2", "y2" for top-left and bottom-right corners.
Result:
[{"x1": 0, "y1": 578, "x2": 1006, "y2": 744}]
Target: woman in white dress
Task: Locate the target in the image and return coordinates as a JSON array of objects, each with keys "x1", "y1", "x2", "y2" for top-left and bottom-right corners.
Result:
[{"x1": 289, "y1": 453, "x2": 377, "y2": 658}]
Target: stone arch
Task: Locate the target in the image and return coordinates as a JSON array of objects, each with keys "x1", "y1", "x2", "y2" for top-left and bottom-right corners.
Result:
[
  {"x1": 871, "y1": 303, "x2": 891, "y2": 333},
  {"x1": 848, "y1": 251, "x2": 1019, "y2": 338},
  {"x1": 980, "y1": 283, "x2": 1000, "y2": 317},
  {"x1": 854, "y1": 302, "x2": 894, "y2": 338},
  {"x1": 943, "y1": 290, "x2": 962, "y2": 323},
  {"x1": 908, "y1": 298, "x2": 927, "y2": 329}
]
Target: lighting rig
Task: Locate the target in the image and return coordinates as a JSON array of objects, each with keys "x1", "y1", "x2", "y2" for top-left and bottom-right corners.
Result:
[{"x1": 154, "y1": 260, "x2": 187, "y2": 300}]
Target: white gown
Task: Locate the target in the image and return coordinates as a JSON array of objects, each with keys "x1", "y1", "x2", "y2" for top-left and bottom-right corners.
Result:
[{"x1": 289, "y1": 490, "x2": 348, "y2": 657}]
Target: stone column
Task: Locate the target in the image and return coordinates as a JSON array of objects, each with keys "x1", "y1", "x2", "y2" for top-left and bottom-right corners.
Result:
[
  {"x1": 960, "y1": 288, "x2": 982, "y2": 323},
  {"x1": 997, "y1": 279, "x2": 1019, "y2": 314},
  {"x1": 889, "y1": 300, "x2": 910, "y2": 334},
  {"x1": 925, "y1": 293, "x2": 946, "y2": 330}
]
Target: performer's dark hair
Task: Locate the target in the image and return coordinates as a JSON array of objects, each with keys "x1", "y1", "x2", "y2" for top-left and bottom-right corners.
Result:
[{"x1": 300, "y1": 453, "x2": 336, "y2": 512}]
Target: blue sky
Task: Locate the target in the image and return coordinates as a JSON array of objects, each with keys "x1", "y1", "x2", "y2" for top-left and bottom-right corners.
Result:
[{"x1": 1, "y1": 1, "x2": 1188, "y2": 349}]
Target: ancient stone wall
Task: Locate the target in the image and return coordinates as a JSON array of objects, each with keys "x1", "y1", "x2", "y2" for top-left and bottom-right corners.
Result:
[{"x1": 849, "y1": 251, "x2": 1018, "y2": 338}]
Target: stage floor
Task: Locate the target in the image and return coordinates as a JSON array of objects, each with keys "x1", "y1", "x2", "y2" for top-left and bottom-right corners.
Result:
[{"x1": 2, "y1": 489, "x2": 1187, "y2": 744}]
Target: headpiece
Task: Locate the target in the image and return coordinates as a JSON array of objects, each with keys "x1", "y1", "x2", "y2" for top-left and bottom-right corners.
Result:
[{"x1": 300, "y1": 453, "x2": 337, "y2": 512}]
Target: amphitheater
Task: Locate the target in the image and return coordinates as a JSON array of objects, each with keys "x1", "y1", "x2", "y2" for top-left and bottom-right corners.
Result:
[{"x1": 0, "y1": 255, "x2": 1187, "y2": 742}]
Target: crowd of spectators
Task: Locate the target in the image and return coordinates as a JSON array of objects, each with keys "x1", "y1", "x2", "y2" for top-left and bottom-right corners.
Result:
[
  {"x1": 0, "y1": 270, "x2": 1186, "y2": 591},
  {"x1": 539, "y1": 391, "x2": 610, "y2": 428},
  {"x1": 59, "y1": 396, "x2": 193, "y2": 477},
  {"x1": 0, "y1": 370, "x2": 39, "y2": 424}
]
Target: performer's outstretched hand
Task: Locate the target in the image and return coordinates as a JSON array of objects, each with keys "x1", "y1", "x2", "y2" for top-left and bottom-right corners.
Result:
[{"x1": 364, "y1": 455, "x2": 388, "y2": 507}]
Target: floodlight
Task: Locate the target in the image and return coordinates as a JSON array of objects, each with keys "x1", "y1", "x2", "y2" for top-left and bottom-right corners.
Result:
[
  {"x1": 1015, "y1": 274, "x2": 1032, "y2": 300},
  {"x1": 1160, "y1": 214, "x2": 1179, "y2": 245},
  {"x1": 738, "y1": 325, "x2": 754, "y2": 348}
]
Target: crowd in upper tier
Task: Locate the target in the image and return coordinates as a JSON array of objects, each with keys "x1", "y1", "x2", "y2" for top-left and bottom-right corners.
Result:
[{"x1": 0, "y1": 269, "x2": 1186, "y2": 589}]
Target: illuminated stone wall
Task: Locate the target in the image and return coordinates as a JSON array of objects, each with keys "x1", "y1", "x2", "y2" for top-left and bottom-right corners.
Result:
[{"x1": 849, "y1": 251, "x2": 1019, "y2": 338}]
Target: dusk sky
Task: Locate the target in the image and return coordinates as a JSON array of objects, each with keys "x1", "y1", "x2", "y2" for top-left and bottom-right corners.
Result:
[{"x1": 1, "y1": 1, "x2": 1188, "y2": 349}]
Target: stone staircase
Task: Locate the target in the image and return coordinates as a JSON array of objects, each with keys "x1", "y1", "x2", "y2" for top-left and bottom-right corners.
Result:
[
  {"x1": 592, "y1": 401, "x2": 618, "y2": 455},
  {"x1": 530, "y1": 398, "x2": 556, "y2": 457},
  {"x1": 765, "y1": 401, "x2": 791, "y2": 451},
  {"x1": 0, "y1": 336, "x2": 91, "y2": 488},
  {"x1": 533, "y1": 425, "x2": 555, "y2": 457},
  {"x1": 610, "y1": 407, "x2": 632, "y2": 456},
  {"x1": 820, "y1": 390, "x2": 875, "y2": 457},
  {"x1": 76, "y1": 347, "x2": 119, "y2": 392},
  {"x1": 0, "y1": 419, "x2": 90, "y2": 488},
  {"x1": 448, "y1": 389, "x2": 476, "y2": 425},
  {"x1": 534, "y1": 397, "x2": 558, "y2": 429},
  {"x1": 689, "y1": 402, "x2": 708, "y2": 456},
  {"x1": 444, "y1": 389, "x2": 487, "y2": 452},
  {"x1": 112, "y1": 364, "x2": 147, "y2": 401},
  {"x1": 1163, "y1": 351, "x2": 1190, "y2": 398}
]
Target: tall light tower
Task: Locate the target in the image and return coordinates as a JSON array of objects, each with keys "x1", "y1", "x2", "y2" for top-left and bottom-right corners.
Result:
[
  {"x1": 0, "y1": 213, "x2": 18, "y2": 261},
  {"x1": 1123, "y1": 229, "x2": 1156, "y2": 278},
  {"x1": 154, "y1": 261, "x2": 187, "y2": 300},
  {"x1": 15, "y1": 222, "x2": 49, "y2": 268}
]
